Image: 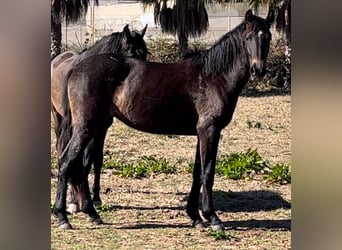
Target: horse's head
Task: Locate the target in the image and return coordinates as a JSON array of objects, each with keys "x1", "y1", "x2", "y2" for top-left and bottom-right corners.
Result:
[
  {"x1": 122, "y1": 24, "x2": 149, "y2": 60},
  {"x1": 244, "y1": 9, "x2": 274, "y2": 79}
]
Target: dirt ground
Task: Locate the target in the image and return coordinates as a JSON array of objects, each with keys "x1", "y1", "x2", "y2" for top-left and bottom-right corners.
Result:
[{"x1": 51, "y1": 94, "x2": 291, "y2": 249}]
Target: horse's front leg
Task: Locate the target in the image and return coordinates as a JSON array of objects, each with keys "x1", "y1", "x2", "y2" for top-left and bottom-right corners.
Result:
[
  {"x1": 76, "y1": 131, "x2": 102, "y2": 225},
  {"x1": 197, "y1": 124, "x2": 225, "y2": 231},
  {"x1": 186, "y1": 141, "x2": 205, "y2": 228}
]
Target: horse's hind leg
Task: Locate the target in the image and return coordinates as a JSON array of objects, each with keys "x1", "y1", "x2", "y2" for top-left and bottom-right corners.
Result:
[
  {"x1": 67, "y1": 139, "x2": 93, "y2": 214},
  {"x1": 55, "y1": 126, "x2": 101, "y2": 228},
  {"x1": 186, "y1": 141, "x2": 205, "y2": 228},
  {"x1": 55, "y1": 133, "x2": 83, "y2": 229},
  {"x1": 92, "y1": 117, "x2": 113, "y2": 206},
  {"x1": 75, "y1": 133, "x2": 103, "y2": 225},
  {"x1": 55, "y1": 152, "x2": 71, "y2": 229}
]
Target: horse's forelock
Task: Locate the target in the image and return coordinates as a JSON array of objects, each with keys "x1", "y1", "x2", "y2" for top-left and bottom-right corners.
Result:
[{"x1": 245, "y1": 16, "x2": 271, "y2": 34}]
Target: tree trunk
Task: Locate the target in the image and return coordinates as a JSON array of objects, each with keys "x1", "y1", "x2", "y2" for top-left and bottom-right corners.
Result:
[{"x1": 51, "y1": 17, "x2": 62, "y2": 60}]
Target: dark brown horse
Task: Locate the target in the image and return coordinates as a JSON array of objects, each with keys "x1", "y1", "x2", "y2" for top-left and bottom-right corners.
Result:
[
  {"x1": 51, "y1": 24, "x2": 149, "y2": 212},
  {"x1": 55, "y1": 9, "x2": 274, "y2": 230}
]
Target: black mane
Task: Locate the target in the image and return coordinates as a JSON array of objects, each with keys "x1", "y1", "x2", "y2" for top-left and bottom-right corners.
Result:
[
  {"x1": 76, "y1": 32, "x2": 125, "y2": 63},
  {"x1": 184, "y1": 22, "x2": 248, "y2": 77}
]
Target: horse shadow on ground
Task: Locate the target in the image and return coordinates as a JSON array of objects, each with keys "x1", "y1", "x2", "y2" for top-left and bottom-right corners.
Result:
[
  {"x1": 211, "y1": 190, "x2": 291, "y2": 231},
  {"x1": 106, "y1": 189, "x2": 291, "y2": 231},
  {"x1": 210, "y1": 190, "x2": 291, "y2": 212}
]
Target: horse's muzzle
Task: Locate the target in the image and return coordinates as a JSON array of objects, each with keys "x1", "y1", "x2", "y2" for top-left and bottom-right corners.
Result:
[{"x1": 250, "y1": 64, "x2": 267, "y2": 79}]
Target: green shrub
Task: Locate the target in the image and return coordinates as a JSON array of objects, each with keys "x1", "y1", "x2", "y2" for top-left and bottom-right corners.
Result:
[
  {"x1": 216, "y1": 148, "x2": 269, "y2": 180},
  {"x1": 146, "y1": 37, "x2": 179, "y2": 63},
  {"x1": 146, "y1": 36, "x2": 211, "y2": 63},
  {"x1": 264, "y1": 163, "x2": 291, "y2": 184}
]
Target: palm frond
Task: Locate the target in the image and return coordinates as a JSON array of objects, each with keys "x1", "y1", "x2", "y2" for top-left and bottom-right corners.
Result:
[{"x1": 51, "y1": 0, "x2": 99, "y2": 24}]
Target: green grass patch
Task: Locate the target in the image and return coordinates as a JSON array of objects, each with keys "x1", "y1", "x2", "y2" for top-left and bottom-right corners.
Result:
[
  {"x1": 102, "y1": 150, "x2": 290, "y2": 184},
  {"x1": 209, "y1": 230, "x2": 233, "y2": 241},
  {"x1": 95, "y1": 204, "x2": 116, "y2": 213},
  {"x1": 264, "y1": 163, "x2": 291, "y2": 184},
  {"x1": 185, "y1": 162, "x2": 195, "y2": 174},
  {"x1": 216, "y1": 148, "x2": 269, "y2": 180},
  {"x1": 51, "y1": 156, "x2": 58, "y2": 169},
  {"x1": 104, "y1": 156, "x2": 177, "y2": 178},
  {"x1": 184, "y1": 149, "x2": 291, "y2": 184},
  {"x1": 51, "y1": 203, "x2": 55, "y2": 214}
]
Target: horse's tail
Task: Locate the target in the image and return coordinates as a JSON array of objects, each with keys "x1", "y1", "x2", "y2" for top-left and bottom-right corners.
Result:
[{"x1": 56, "y1": 68, "x2": 74, "y2": 156}]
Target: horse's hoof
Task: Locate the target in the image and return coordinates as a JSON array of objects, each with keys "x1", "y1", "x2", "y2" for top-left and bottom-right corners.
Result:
[
  {"x1": 90, "y1": 217, "x2": 103, "y2": 225},
  {"x1": 67, "y1": 203, "x2": 80, "y2": 214},
  {"x1": 192, "y1": 220, "x2": 206, "y2": 230},
  {"x1": 59, "y1": 222, "x2": 73, "y2": 230},
  {"x1": 211, "y1": 223, "x2": 225, "y2": 232}
]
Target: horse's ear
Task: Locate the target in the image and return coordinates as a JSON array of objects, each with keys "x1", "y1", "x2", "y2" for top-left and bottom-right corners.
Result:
[
  {"x1": 245, "y1": 9, "x2": 254, "y2": 22},
  {"x1": 266, "y1": 9, "x2": 275, "y2": 25},
  {"x1": 123, "y1": 24, "x2": 129, "y2": 33},
  {"x1": 139, "y1": 24, "x2": 148, "y2": 37},
  {"x1": 123, "y1": 24, "x2": 133, "y2": 40}
]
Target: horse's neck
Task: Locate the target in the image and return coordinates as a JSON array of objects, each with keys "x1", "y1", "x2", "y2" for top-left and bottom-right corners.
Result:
[
  {"x1": 79, "y1": 35, "x2": 121, "y2": 60},
  {"x1": 208, "y1": 34, "x2": 250, "y2": 94},
  {"x1": 204, "y1": 32, "x2": 249, "y2": 77}
]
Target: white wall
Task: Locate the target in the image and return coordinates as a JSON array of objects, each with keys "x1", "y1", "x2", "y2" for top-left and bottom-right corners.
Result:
[{"x1": 62, "y1": 2, "x2": 269, "y2": 46}]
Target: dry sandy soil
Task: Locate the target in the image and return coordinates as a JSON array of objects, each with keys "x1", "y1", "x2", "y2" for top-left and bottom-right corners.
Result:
[{"x1": 51, "y1": 94, "x2": 291, "y2": 249}]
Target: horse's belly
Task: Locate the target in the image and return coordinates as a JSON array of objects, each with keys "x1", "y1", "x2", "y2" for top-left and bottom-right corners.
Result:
[
  {"x1": 112, "y1": 76, "x2": 199, "y2": 135},
  {"x1": 114, "y1": 103, "x2": 198, "y2": 135}
]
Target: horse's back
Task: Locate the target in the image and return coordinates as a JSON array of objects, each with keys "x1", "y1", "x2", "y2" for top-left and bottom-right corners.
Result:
[{"x1": 125, "y1": 58, "x2": 201, "y2": 87}]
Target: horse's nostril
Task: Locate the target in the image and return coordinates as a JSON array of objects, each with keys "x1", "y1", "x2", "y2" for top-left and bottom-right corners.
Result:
[{"x1": 250, "y1": 66, "x2": 256, "y2": 76}]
